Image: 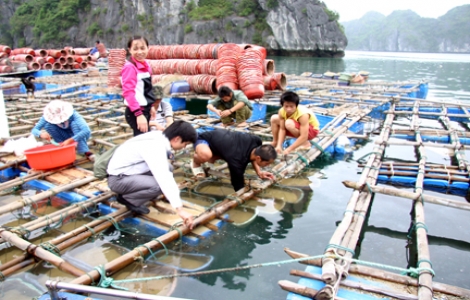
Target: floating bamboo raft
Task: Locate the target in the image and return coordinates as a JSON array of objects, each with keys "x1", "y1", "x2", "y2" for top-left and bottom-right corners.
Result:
[
  {"x1": 0, "y1": 72, "x2": 468, "y2": 299},
  {"x1": 281, "y1": 98, "x2": 470, "y2": 299}
]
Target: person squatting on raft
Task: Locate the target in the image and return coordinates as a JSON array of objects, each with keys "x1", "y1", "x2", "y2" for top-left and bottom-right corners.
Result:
[
  {"x1": 106, "y1": 121, "x2": 196, "y2": 228},
  {"x1": 21, "y1": 76, "x2": 35, "y2": 99},
  {"x1": 149, "y1": 85, "x2": 174, "y2": 131},
  {"x1": 31, "y1": 100, "x2": 94, "y2": 161},
  {"x1": 206, "y1": 86, "x2": 253, "y2": 127},
  {"x1": 191, "y1": 129, "x2": 277, "y2": 191},
  {"x1": 270, "y1": 91, "x2": 320, "y2": 155},
  {"x1": 121, "y1": 35, "x2": 158, "y2": 136}
]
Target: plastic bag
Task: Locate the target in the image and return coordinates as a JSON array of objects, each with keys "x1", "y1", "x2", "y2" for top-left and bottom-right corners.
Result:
[{"x1": 1, "y1": 134, "x2": 43, "y2": 157}]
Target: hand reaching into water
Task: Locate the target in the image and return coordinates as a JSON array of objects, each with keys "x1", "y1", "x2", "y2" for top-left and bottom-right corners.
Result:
[
  {"x1": 258, "y1": 171, "x2": 276, "y2": 181},
  {"x1": 177, "y1": 207, "x2": 195, "y2": 229}
]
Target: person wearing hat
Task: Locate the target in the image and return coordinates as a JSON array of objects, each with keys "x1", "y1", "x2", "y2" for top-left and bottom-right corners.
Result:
[
  {"x1": 149, "y1": 85, "x2": 173, "y2": 131},
  {"x1": 21, "y1": 76, "x2": 35, "y2": 99},
  {"x1": 31, "y1": 100, "x2": 94, "y2": 161}
]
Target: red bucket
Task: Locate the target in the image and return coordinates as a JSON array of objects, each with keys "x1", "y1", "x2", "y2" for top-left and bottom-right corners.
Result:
[{"x1": 24, "y1": 143, "x2": 77, "y2": 170}]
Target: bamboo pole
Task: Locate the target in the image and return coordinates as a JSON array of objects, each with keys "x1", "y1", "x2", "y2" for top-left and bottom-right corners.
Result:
[
  {"x1": 377, "y1": 140, "x2": 470, "y2": 150},
  {"x1": 412, "y1": 120, "x2": 433, "y2": 299},
  {"x1": 45, "y1": 280, "x2": 191, "y2": 300},
  {"x1": 93, "y1": 139, "x2": 116, "y2": 148},
  {"x1": 363, "y1": 161, "x2": 460, "y2": 169},
  {"x1": 0, "y1": 157, "x2": 27, "y2": 169},
  {"x1": 291, "y1": 269, "x2": 418, "y2": 300},
  {"x1": 0, "y1": 158, "x2": 89, "y2": 191},
  {"x1": 389, "y1": 129, "x2": 470, "y2": 138},
  {"x1": 0, "y1": 229, "x2": 86, "y2": 277},
  {"x1": 323, "y1": 110, "x2": 392, "y2": 277},
  {"x1": 278, "y1": 280, "x2": 347, "y2": 300},
  {"x1": 95, "y1": 118, "x2": 130, "y2": 129},
  {"x1": 361, "y1": 162, "x2": 462, "y2": 172},
  {"x1": 0, "y1": 192, "x2": 115, "y2": 244},
  {"x1": 373, "y1": 170, "x2": 468, "y2": 182},
  {"x1": 0, "y1": 176, "x2": 97, "y2": 215},
  {"x1": 319, "y1": 103, "x2": 397, "y2": 299},
  {"x1": 0, "y1": 206, "x2": 131, "y2": 276},
  {"x1": 342, "y1": 181, "x2": 470, "y2": 211},
  {"x1": 389, "y1": 110, "x2": 470, "y2": 118},
  {"x1": 439, "y1": 112, "x2": 468, "y2": 170}
]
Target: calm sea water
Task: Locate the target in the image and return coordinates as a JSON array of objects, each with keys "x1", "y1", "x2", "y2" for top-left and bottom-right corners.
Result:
[
  {"x1": 167, "y1": 51, "x2": 470, "y2": 300},
  {"x1": 274, "y1": 51, "x2": 470, "y2": 102}
]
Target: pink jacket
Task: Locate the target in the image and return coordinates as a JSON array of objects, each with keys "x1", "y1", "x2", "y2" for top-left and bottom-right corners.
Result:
[{"x1": 121, "y1": 57, "x2": 155, "y2": 117}]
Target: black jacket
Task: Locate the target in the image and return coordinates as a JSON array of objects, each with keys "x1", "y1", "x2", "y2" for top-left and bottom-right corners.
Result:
[
  {"x1": 199, "y1": 129, "x2": 262, "y2": 191},
  {"x1": 21, "y1": 77, "x2": 35, "y2": 91}
]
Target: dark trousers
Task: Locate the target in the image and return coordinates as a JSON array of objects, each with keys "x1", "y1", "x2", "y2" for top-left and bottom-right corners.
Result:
[
  {"x1": 125, "y1": 106, "x2": 151, "y2": 136},
  {"x1": 107, "y1": 171, "x2": 162, "y2": 207}
]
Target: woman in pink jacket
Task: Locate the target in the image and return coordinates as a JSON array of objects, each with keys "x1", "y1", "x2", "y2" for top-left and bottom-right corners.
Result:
[{"x1": 121, "y1": 36, "x2": 157, "y2": 136}]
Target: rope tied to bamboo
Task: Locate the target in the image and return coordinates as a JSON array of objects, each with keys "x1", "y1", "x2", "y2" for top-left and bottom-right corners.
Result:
[
  {"x1": 292, "y1": 151, "x2": 310, "y2": 166},
  {"x1": 362, "y1": 182, "x2": 374, "y2": 195},
  {"x1": 43, "y1": 214, "x2": 65, "y2": 233},
  {"x1": 343, "y1": 210, "x2": 365, "y2": 218},
  {"x1": 418, "y1": 258, "x2": 434, "y2": 269},
  {"x1": 83, "y1": 225, "x2": 101, "y2": 242},
  {"x1": 104, "y1": 252, "x2": 438, "y2": 285},
  {"x1": 324, "y1": 244, "x2": 355, "y2": 256},
  {"x1": 77, "y1": 202, "x2": 94, "y2": 216},
  {"x1": 413, "y1": 221, "x2": 428, "y2": 232},
  {"x1": 168, "y1": 222, "x2": 184, "y2": 243},
  {"x1": 22, "y1": 197, "x2": 38, "y2": 210},
  {"x1": 403, "y1": 266, "x2": 436, "y2": 278},
  {"x1": 310, "y1": 140, "x2": 325, "y2": 153},
  {"x1": 134, "y1": 244, "x2": 156, "y2": 262},
  {"x1": 8, "y1": 226, "x2": 31, "y2": 239},
  {"x1": 151, "y1": 238, "x2": 169, "y2": 259},
  {"x1": 407, "y1": 221, "x2": 429, "y2": 241},
  {"x1": 96, "y1": 215, "x2": 125, "y2": 232},
  {"x1": 355, "y1": 151, "x2": 382, "y2": 164},
  {"x1": 39, "y1": 242, "x2": 61, "y2": 257},
  {"x1": 227, "y1": 195, "x2": 243, "y2": 206},
  {"x1": 94, "y1": 264, "x2": 128, "y2": 290}
]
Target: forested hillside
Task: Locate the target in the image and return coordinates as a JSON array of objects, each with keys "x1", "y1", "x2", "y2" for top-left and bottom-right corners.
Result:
[{"x1": 342, "y1": 5, "x2": 470, "y2": 52}]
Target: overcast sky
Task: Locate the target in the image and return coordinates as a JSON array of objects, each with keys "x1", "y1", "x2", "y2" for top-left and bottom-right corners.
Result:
[{"x1": 324, "y1": 0, "x2": 469, "y2": 22}]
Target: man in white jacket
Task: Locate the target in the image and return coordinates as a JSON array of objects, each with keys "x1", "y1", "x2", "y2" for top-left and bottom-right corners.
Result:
[{"x1": 107, "y1": 120, "x2": 197, "y2": 229}]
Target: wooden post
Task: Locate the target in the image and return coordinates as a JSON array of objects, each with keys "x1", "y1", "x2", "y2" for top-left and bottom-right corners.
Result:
[
  {"x1": 278, "y1": 280, "x2": 348, "y2": 300},
  {"x1": 0, "y1": 176, "x2": 97, "y2": 215},
  {"x1": 342, "y1": 181, "x2": 470, "y2": 211},
  {"x1": 0, "y1": 229, "x2": 86, "y2": 277},
  {"x1": 291, "y1": 269, "x2": 418, "y2": 300},
  {"x1": 412, "y1": 121, "x2": 434, "y2": 299}
]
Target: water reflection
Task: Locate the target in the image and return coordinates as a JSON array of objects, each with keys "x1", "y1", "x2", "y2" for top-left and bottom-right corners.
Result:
[
  {"x1": 364, "y1": 224, "x2": 470, "y2": 252},
  {"x1": 196, "y1": 211, "x2": 294, "y2": 291}
]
